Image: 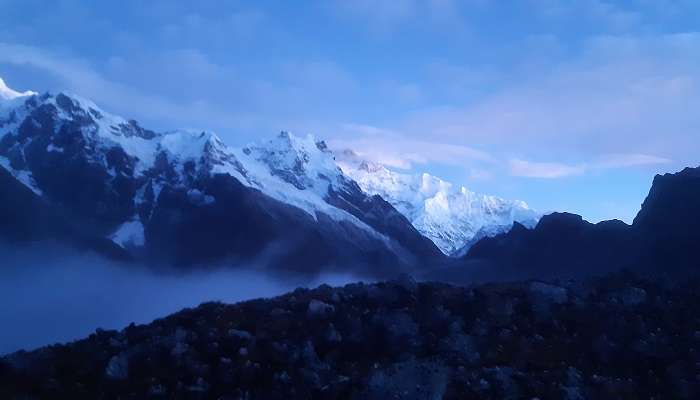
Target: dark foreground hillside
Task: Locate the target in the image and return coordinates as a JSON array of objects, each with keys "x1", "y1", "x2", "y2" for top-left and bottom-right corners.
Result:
[{"x1": 2, "y1": 272, "x2": 700, "y2": 399}]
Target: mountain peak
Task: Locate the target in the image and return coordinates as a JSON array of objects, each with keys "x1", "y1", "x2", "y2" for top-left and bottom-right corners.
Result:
[
  {"x1": 675, "y1": 165, "x2": 700, "y2": 178},
  {"x1": 633, "y1": 165, "x2": 700, "y2": 231},
  {"x1": 271, "y1": 131, "x2": 329, "y2": 155},
  {"x1": 0, "y1": 77, "x2": 36, "y2": 101},
  {"x1": 335, "y1": 148, "x2": 385, "y2": 173},
  {"x1": 158, "y1": 130, "x2": 225, "y2": 161},
  {"x1": 242, "y1": 131, "x2": 342, "y2": 191}
]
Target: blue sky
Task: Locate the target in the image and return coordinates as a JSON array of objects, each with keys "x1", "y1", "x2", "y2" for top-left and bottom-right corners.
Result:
[{"x1": 1, "y1": 0, "x2": 699, "y2": 223}]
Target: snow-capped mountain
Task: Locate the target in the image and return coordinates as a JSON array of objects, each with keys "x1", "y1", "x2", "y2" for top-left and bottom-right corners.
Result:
[
  {"x1": 0, "y1": 78, "x2": 441, "y2": 275},
  {"x1": 336, "y1": 150, "x2": 541, "y2": 255}
]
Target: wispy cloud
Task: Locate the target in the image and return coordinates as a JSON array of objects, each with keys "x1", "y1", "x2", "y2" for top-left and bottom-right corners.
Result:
[
  {"x1": 510, "y1": 153, "x2": 672, "y2": 179},
  {"x1": 509, "y1": 159, "x2": 586, "y2": 179},
  {"x1": 328, "y1": 123, "x2": 493, "y2": 169},
  {"x1": 595, "y1": 153, "x2": 672, "y2": 169}
]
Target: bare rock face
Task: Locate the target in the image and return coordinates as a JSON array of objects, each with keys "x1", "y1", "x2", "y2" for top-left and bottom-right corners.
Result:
[
  {"x1": 104, "y1": 353, "x2": 128, "y2": 380},
  {"x1": 307, "y1": 299, "x2": 335, "y2": 319}
]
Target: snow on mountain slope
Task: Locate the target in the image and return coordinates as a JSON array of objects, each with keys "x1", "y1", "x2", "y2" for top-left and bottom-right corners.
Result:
[
  {"x1": 110, "y1": 219, "x2": 145, "y2": 248},
  {"x1": 336, "y1": 150, "x2": 541, "y2": 255},
  {"x1": 0, "y1": 155, "x2": 42, "y2": 195},
  {"x1": 229, "y1": 132, "x2": 371, "y2": 224},
  {"x1": 0, "y1": 79, "x2": 42, "y2": 195}
]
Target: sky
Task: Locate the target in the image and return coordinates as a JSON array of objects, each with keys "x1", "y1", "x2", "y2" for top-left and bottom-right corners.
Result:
[{"x1": 0, "y1": 0, "x2": 699, "y2": 223}]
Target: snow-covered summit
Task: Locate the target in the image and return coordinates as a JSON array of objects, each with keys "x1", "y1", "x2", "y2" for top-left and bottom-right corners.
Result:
[
  {"x1": 0, "y1": 77, "x2": 36, "y2": 101},
  {"x1": 228, "y1": 131, "x2": 378, "y2": 226},
  {"x1": 0, "y1": 77, "x2": 37, "y2": 123},
  {"x1": 242, "y1": 132, "x2": 342, "y2": 190},
  {"x1": 336, "y1": 149, "x2": 541, "y2": 255}
]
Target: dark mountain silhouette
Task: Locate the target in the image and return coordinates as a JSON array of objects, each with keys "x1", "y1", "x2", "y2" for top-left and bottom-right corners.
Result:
[
  {"x1": 633, "y1": 167, "x2": 700, "y2": 273},
  {"x1": 443, "y1": 166, "x2": 700, "y2": 283}
]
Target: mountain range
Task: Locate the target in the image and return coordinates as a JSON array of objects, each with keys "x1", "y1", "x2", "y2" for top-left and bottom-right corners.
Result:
[
  {"x1": 2, "y1": 77, "x2": 700, "y2": 284},
  {"x1": 0, "y1": 77, "x2": 538, "y2": 275}
]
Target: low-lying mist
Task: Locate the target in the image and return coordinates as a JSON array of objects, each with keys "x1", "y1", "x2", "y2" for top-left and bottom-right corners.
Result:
[{"x1": 0, "y1": 243, "x2": 365, "y2": 355}]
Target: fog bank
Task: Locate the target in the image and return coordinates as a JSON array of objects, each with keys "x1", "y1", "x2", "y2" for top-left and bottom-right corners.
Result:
[{"x1": 0, "y1": 244, "x2": 364, "y2": 355}]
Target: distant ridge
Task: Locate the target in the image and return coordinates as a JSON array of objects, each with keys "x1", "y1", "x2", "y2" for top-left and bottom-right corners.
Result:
[{"x1": 444, "y1": 165, "x2": 700, "y2": 282}]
